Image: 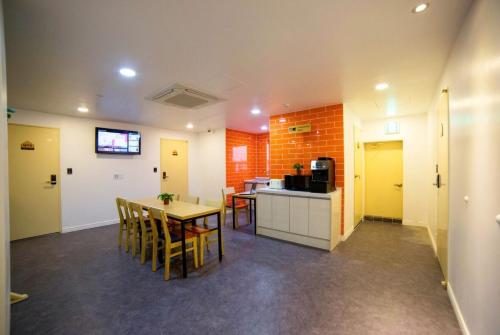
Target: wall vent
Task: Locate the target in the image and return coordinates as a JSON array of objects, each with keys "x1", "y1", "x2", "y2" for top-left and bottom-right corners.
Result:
[{"x1": 146, "y1": 83, "x2": 223, "y2": 109}]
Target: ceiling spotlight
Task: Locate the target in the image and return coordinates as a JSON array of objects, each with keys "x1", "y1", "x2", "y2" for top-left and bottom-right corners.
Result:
[
  {"x1": 77, "y1": 106, "x2": 89, "y2": 113},
  {"x1": 279, "y1": 117, "x2": 286, "y2": 123},
  {"x1": 413, "y1": 3, "x2": 429, "y2": 13},
  {"x1": 375, "y1": 82, "x2": 389, "y2": 91},
  {"x1": 251, "y1": 107, "x2": 261, "y2": 115},
  {"x1": 119, "y1": 67, "x2": 136, "y2": 78},
  {"x1": 261, "y1": 125, "x2": 268, "y2": 131},
  {"x1": 186, "y1": 123, "x2": 194, "y2": 129}
]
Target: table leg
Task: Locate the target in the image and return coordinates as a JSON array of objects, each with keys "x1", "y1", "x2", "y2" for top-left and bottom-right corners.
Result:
[
  {"x1": 181, "y1": 220, "x2": 187, "y2": 278},
  {"x1": 232, "y1": 195, "x2": 236, "y2": 230},
  {"x1": 217, "y1": 211, "x2": 222, "y2": 262},
  {"x1": 249, "y1": 200, "x2": 252, "y2": 223},
  {"x1": 254, "y1": 198, "x2": 257, "y2": 235}
]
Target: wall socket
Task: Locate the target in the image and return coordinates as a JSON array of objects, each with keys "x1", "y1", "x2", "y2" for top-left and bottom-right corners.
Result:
[{"x1": 113, "y1": 174, "x2": 124, "y2": 180}]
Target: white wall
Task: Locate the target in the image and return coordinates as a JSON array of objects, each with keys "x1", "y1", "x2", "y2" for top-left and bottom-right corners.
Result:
[
  {"x1": 342, "y1": 106, "x2": 361, "y2": 240},
  {"x1": 361, "y1": 114, "x2": 429, "y2": 228},
  {"x1": 0, "y1": 1, "x2": 10, "y2": 331},
  {"x1": 427, "y1": 0, "x2": 500, "y2": 333},
  {"x1": 8, "y1": 110, "x2": 226, "y2": 232},
  {"x1": 197, "y1": 129, "x2": 226, "y2": 203}
]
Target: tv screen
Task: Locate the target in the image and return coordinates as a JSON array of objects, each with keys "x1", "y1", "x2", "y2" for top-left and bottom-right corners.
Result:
[{"x1": 95, "y1": 127, "x2": 141, "y2": 155}]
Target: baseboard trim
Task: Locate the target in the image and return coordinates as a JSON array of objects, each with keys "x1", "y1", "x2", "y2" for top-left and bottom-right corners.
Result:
[
  {"x1": 342, "y1": 223, "x2": 360, "y2": 241},
  {"x1": 448, "y1": 282, "x2": 470, "y2": 335},
  {"x1": 426, "y1": 225, "x2": 437, "y2": 256},
  {"x1": 62, "y1": 219, "x2": 118, "y2": 233}
]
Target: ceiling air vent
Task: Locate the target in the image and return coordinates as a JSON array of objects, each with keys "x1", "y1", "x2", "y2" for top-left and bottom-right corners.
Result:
[{"x1": 147, "y1": 83, "x2": 223, "y2": 109}]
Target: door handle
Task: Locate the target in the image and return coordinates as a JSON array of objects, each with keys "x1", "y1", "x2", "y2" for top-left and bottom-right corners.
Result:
[
  {"x1": 393, "y1": 183, "x2": 403, "y2": 187},
  {"x1": 47, "y1": 174, "x2": 57, "y2": 185},
  {"x1": 354, "y1": 174, "x2": 361, "y2": 179},
  {"x1": 162, "y1": 172, "x2": 168, "y2": 180},
  {"x1": 433, "y1": 174, "x2": 441, "y2": 188}
]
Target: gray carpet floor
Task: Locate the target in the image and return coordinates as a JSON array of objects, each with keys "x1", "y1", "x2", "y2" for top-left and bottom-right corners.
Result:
[{"x1": 10, "y1": 218, "x2": 461, "y2": 335}]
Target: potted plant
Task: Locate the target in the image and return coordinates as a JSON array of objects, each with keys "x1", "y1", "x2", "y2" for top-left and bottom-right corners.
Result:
[
  {"x1": 293, "y1": 163, "x2": 304, "y2": 175},
  {"x1": 157, "y1": 193, "x2": 175, "y2": 205}
]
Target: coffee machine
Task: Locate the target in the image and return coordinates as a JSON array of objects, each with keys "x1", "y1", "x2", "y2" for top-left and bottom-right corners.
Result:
[{"x1": 310, "y1": 157, "x2": 335, "y2": 193}]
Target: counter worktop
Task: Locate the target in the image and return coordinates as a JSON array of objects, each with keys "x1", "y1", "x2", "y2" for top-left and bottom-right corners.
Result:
[{"x1": 256, "y1": 187, "x2": 339, "y2": 200}]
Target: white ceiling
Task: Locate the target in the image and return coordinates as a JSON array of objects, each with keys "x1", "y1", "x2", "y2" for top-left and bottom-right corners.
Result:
[{"x1": 4, "y1": 0, "x2": 471, "y2": 133}]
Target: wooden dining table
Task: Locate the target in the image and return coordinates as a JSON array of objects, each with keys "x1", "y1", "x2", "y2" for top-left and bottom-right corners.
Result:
[
  {"x1": 133, "y1": 198, "x2": 222, "y2": 278},
  {"x1": 231, "y1": 192, "x2": 257, "y2": 234}
]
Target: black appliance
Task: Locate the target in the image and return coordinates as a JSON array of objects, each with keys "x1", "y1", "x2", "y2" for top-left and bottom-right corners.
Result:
[
  {"x1": 310, "y1": 157, "x2": 335, "y2": 193},
  {"x1": 284, "y1": 174, "x2": 311, "y2": 191}
]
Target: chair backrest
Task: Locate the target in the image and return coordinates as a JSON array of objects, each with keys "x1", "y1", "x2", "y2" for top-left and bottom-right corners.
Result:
[
  {"x1": 180, "y1": 194, "x2": 199, "y2": 204},
  {"x1": 147, "y1": 207, "x2": 171, "y2": 246},
  {"x1": 128, "y1": 202, "x2": 149, "y2": 236},
  {"x1": 116, "y1": 197, "x2": 131, "y2": 226},
  {"x1": 204, "y1": 199, "x2": 224, "y2": 225},
  {"x1": 222, "y1": 187, "x2": 236, "y2": 206}
]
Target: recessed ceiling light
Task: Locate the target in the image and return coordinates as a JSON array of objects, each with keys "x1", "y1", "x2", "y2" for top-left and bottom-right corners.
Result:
[
  {"x1": 77, "y1": 106, "x2": 89, "y2": 113},
  {"x1": 186, "y1": 123, "x2": 194, "y2": 129},
  {"x1": 261, "y1": 125, "x2": 268, "y2": 131},
  {"x1": 119, "y1": 67, "x2": 136, "y2": 78},
  {"x1": 413, "y1": 3, "x2": 429, "y2": 13},
  {"x1": 375, "y1": 82, "x2": 389, "y2": 91},
  {"x1": 251, "y1": 107, "x2": 261, "y2": 115},
  {"x1": 279, "y1": 117, "x2": 286, "y2": 123}
]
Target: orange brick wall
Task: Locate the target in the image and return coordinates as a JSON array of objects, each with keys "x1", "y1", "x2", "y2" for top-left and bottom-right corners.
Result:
[
  {"x1": 225, "y1": 129, "x2": 269, "y2": 193},
  {"x1": 256, "y1": 133, "x2": 270, "y2": 177},
  {"x1": 269, "y1": 104, "x2": 344, "y2": 232}
]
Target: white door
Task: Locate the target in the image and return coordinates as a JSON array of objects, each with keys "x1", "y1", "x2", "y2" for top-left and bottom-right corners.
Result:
[
  {"x1": 8, "y1": 124, "x2": 61, "y2": 240},
  {"x1": 436, "y1": 89, "x2": 450, "y2": 281}
]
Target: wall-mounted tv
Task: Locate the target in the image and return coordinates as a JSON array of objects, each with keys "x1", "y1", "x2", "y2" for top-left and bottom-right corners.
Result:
[{"x1": 95, "y1": 127, "x2": 141, "y2": 155}]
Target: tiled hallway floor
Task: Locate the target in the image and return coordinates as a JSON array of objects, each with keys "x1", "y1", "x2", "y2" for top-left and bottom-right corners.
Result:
[{"x1": 10, "y1": 219, "x2": 460, "y2": 334}]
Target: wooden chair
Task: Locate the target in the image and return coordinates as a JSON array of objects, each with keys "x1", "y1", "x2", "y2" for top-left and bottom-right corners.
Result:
[
  {"x1": 116, "y1": 197, "x2": 134, "y2": 252},
  {"x1": 128, "y1": 202, "x2": 154, "y2": 264},
  {"x1": 185, "y1": 199, "x2": 225, "y2": 266},
  {"x1": 179, "y1": 194, "x2": 200, "y2": 204},
  {"x1": 222, "y1": 187, "x2": 249, "y2": 227},
  {"x1": 147, "y1": 207, "x2": 198, "y2": 280}
]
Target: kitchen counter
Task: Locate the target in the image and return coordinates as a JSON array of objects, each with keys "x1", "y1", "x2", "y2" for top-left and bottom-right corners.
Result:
[
  {"x1": 256, "y1": 187, "x2": 333, "y2": 199},
  {"x1": 256, "y1": 187, "x2": 342, "y2": 251}
]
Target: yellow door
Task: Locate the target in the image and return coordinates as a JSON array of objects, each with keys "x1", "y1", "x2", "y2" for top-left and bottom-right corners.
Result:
[
  {"x1": 8, "y1": 124, "x2": 61, "y2": 240},
  {"x1": 364, "y1": 141, "x2": 403, "y2": 219},
  {"x1": 436, "y1": 89, "x2": 449, "y2": 281},
  {"x1": 353, "y1": 125, "x2": 363, "y2": 226},
  {"x1": 160, "y1": 139, "x2": 188, "y2": 197}
]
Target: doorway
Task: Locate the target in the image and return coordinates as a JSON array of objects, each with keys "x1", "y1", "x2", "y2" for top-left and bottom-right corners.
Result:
[
  {"x1": 8, "y1": 124, "x2": 61, "y2": 240},
  {"x1": 436, "y1": 89, "x2": 449, "y2": 282},
  {"x1": 364, "y1": 141, "x2": 403, "y2": 222},
  {"x1": 353, "y1": 125, "x2": 363, "y2": 227},
  {"x1": 160, "y1": 139, "x2": 188, "y2": 196}
]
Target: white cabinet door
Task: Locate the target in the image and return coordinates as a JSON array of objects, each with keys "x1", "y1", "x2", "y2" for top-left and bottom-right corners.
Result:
[
  {"x1": 290, "y1": 197, "x2": 308, "y2": 235},
  {"x1": 272, "y1": 195, "x2": 290, "y2": 232},
  {"x1": 308, "y1": 198, "x2": 331, "y2": 239},
  {"x1": 257, "y1": 194, "x2": 272, "y2": 228}
]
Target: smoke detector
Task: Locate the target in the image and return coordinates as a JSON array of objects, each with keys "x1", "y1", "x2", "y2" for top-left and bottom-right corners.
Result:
[{"x1": 146, "y1": 83, "x2": 223, "y2": 109}]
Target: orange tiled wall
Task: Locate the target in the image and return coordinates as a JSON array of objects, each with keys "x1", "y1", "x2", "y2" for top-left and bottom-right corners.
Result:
[
  {"x1": 225, "y1": 129, "x2": 269, "y2": 193},
  {"x1": 269, "y1": 104, "x2": 344, "y2": 232},
  {"x1": 256, "y1": 133, "x2": 270, "y2": 177}
]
